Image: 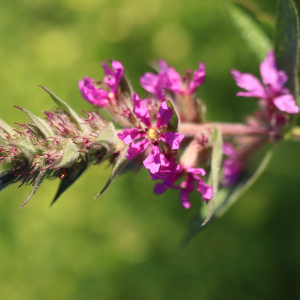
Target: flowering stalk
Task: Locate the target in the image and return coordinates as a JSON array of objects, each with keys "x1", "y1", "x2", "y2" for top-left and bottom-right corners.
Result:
[{"x1": 0, "y1": 48, "x2": 299, "y2": 228}]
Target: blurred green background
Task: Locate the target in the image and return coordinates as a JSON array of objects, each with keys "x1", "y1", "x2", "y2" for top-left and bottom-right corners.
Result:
[{"x1": 1, "y1": 0, "x2": 300, "y2": 299}]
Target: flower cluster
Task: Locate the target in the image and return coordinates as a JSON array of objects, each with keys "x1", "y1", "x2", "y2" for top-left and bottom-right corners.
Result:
[{"x1": 0, "y1": 50, "x2": 298, "y2": 214}]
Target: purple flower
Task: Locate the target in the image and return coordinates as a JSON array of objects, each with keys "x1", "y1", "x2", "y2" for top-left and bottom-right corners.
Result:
[
  {"x1": 117, "y1": 93, "x2": 184, "y2": 174},
  {"x1": 179, "y1": 167, "x2": 212, "y2": 209},
  {"x1": 231, "y1": 51, "x2": 299, "y2": 114},
  {"x1": 79, "y1": 60, "x2": 124, "y2": 107},
  {"x1": 222, "y1": 142, "x2": 243, "y2": 187},
  {"x1": 152, "y1": 159, "x2": 212, "y2": 209},
  {"x1": 140, "y1": 60, "x2": 206, "y2": 98}
]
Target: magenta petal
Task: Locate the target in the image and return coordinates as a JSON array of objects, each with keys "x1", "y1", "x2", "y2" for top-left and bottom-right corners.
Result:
[
  {"x1": 143, "y1": 145, "x2": 161, "y2": 174},
  {"x1": 117, "y1": 128, "x2": 145, "y2": 144},
  {"x1": 140, "y1": 72, "x2": 158, "y2": 94},
  {"x1": 259, "y1": 51, "x2": 287, "y2": 91},
  {"x1": 223, "y1": 142, "x2": 236, "y2": 157},
  {"x1": 161, "y1": 132, "x2": 184, "y2": 149},
  {"x1": 197, "y1": 180, "x2": 213, "y2": 201},
  {"x1": 126, "y1": 139, "x2": 149, "y2": 160},
  {"x1": 132, "y1": 93, "x2": 152, "y2": 127},
  {"x1": 179, "y1": 189, "x2": 191, "y2": 209},
  {"x1": 166, "y1": 67, "x2": 182, "y2": 93},
  {"x1": 273, "y1": 95, "x2": 299, "y2": 114},
  {"x1": 111, "y1": 60, "x2": 124, "y2": 84},
  {"x1": 101, "y1": 62, "x2": 116, "y2": 88},
  {"x1": 231, "y1": 69, "x2": 267, "y2": 99},
  {"x1": 156, "y1": 101, "x2": 173, "y2": 127},
  {"x1": 190, "y1": 62, "x2": 206, "y2": 93},
  {"x1": 187, "y1": 167, "x2": 206, "y2": 176},
  {"x1": 154, "y1": 183, "x2": 168, "y2": 195}
]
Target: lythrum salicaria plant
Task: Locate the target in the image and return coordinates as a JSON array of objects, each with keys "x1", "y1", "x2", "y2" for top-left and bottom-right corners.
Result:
[{"x1": 0, "y1": 0, "x2": 299, "y2": 240}]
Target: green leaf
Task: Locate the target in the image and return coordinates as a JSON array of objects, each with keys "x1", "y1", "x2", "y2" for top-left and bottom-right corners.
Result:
[
  {"x1": 54, "y1": 139, "x2": 81, "y2": 169},
  {"x1": 226, "y1": 2, "x2": 273, "y2": 61},
  {"x1": 274, "y1": 0, "x2": 299, "y2": 100},
  {"x1": 201, "y1": 126, "x2": 223, "y2": 226},
  {"x1": 166, "y1": 100, "x2": 179, "y2": 132},
  {"x1": 94, "y1": 144, "x2": 129, "y2": 199},
  {"x1": 51, "y1": 160, "x2": 87, "y2": 205},
  {"x1": 92, "y1": 122, "x2": 118, "y2": 151},
  {"x1": 39, "y1": 86, "x2": 91, "y2": 134},
  {"x1": 215, "y1": 147, "x2": 274, "y2": 218},
  {"x1": 0, "y1": 159, "x2": 14, "y2": 175},
  {"x1": 14, "y1": 106, "x2": 54, "y2": 138},
  {"x1": 20, "y1": 169, "x2": 49, "y2": 208},
  {"x1": 0, "y1": 118, "x2": 16, "y2": 137}
]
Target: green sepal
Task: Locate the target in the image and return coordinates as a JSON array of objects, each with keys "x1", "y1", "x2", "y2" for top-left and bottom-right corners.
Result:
[
  {"x1": 54, "y1": 139, "x2": 81, "y2": 169},
  {"x1": 166, "y1": 100, "x2": 179, "y2": 132},
  {"x1": 226, "y1": 2, "x2": 272, "y2": 61},
  {"x1": 13, "y1": 106, "x2": 54, "y2": 139},
  {"x1": 39, "y1": 86, "x2": 91, "y2": 134},
  {"x1": 51, "y1": 160, "x2": 87, "y2": 205},
  {"x1": 10, "y1": 138, "x2": 40, "y2": 161},
  {"x1": 94, "y1": 144, "x2": 129, "y2": 199},
  {"x1": 92, "y1": 122, "x2": 118, "y2": 151},
  {"x1": 201, "y1": 126, "x2": 223, "y2": 226}
]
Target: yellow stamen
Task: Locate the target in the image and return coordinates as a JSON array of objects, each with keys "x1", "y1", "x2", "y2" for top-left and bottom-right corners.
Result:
[
  {"x1": 108, "y1": 92, "x2": 114, "y2": 99},
  {"x1": 147, "y1": 128, "x2": 156, "y2": 140}
]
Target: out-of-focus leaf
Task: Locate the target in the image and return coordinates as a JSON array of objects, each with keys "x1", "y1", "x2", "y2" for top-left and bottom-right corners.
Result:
[
  {"x1": 201, "y1": 126, "x2": 223, "y2": 226},
  {"x1": 39, "y1": 86, "x2": 91, "y2": 134},
  {"x1": 226, "y1": 2, "x2": 273, "y2": 61},
  {"x1": 13, "y1": 106, "x2": 54, "y2": 139},
  {"x1": 215, "y1": 147, "x2": 274, "y2": 217},
  {"x1": 54, "y1": 139, "x2": 81, "y2": 169},
  {"x1": 94, "y1": 144, "x2": 129, "y2": 199},
  {"x1": 274, "y1": 0, "x2": 299, "y2": 100},
  {"x1": 120, "y1": 75, "x2": 134, "y2": 98},
  {"x1": 166, "y1": 100, "x2": 179, "y2": 132},
  {"x1": 51, "y1": 160, "x2": 87, "y2": 205}
]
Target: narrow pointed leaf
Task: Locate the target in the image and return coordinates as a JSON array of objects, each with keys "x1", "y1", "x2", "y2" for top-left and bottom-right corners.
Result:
[
  {"x1": 274, "y1": 0, "x2": 299, "y2": 100},
  {"x1": 215, "y1": 148, "x2": 274, "y2": 217},
  {"x1": 14, "y1": 106, "x2": 54, "y2": 138},
  {"x1": 226, "y1": 2, "x2": 272, "y2": 61},
  {"x1": 39, "y1": 86, "x2": 91, "y2": 134},
  {"x1": 51, "y1": 161, "x2": 87, "y2": 205},
  {"x1": 0, "y1": 118, "x2": 16, "y2": 137},
  {"x1": 55, "y1": 139, "x2": 81, "y2": 168},
  {"x1": 20, "y1": 169, "x2": 49, "y2": 208},
  {"x1": 201, "y1": 126, "x2": 223, "y2": 226},
  {"x1": 166, "y1": 100, "x2": 179, "y2": 132},
  {"x1": 95, "y1": 144, "x2": 129, "y2": 199}
]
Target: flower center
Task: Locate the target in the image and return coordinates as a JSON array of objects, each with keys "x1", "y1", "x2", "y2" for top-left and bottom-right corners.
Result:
[
  {"x1": 108, "y1": 92, "x2": 114, "y2": 99},
  {"x1": 147, "y1": 128, "x2": 156, "y2": 140}
]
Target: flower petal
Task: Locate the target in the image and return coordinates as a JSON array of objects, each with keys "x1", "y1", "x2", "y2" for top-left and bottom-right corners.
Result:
[
  {"x1": 190, "y1": 62, "x2": 206, "y2": 93},
  {"x1": 231, "y1": 69, "x2": 267, "y2": 99},
  {"x1": 154, "y1": 183, "x2": 168, "y2": 195},
  {"x1": 179, "y1": 189, "x2": 191, "y2": 209},
  {"x1": 197, "y1": 179, "x2": 213, "y2": 201},
  {"x1": 126, "y1": 139, "x2": 149, "y2": 160},
  {"x1": 117, "y1": 128, "x2": 145, "y2": 144},
  {"x1": 132, "y1": 93, "x2": 152, "y2": 127},
  {"x1": 273, "y1": 95, "x2": 299, "y2": 114},
  {"x1": 161, "y1": 132, "x2": 184, "y2": 149},
  {"x1": 156, "y1": 101, "x2": 173, "y2": 127},
  {"x1": 143, "y1": 145, "x2": 161, "y2": 174},
  {"x1": 187, "y1": 167, "x2": 206, "y2": 176},
  {"x1": 165, "y1": 67, "x2": 182, "y2": 93},
  {"x1": 111, "y1": 60, "x2": 124, "y2": 85},
  {"x1": 259, "y1": 51, "x2": 287, "y2": 92}
]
